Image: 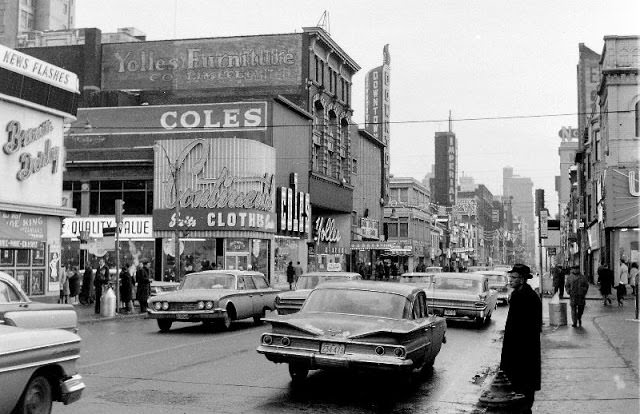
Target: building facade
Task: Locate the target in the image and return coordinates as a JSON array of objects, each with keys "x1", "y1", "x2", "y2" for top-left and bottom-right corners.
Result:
[
  {"x1": 0, "y1": 0, "x2": 75, "y2": 48},
  {"x1": 503, "y1": 166, "x2": 535, "y2": 266},
  {"x1": 0, "y1": 43, "x2": 79, "y2": 298}
]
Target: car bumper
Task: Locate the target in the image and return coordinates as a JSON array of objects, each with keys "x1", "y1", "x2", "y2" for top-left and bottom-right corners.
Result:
[
  {"x1": 60, "y1": 374, "x2": 85, "y2": 405},
  {"x1": 275, "y1": 307, "x2": 301, "y2": 315},
  {"x1": 147, "y1": 309, "x2": 226, "y2": 321},
  {"x1": 256, "y1": 345, "x2": 413, "y2": 372},
  {"x1": 431, "y1": 306, "x2": 486, "y2": 320}
]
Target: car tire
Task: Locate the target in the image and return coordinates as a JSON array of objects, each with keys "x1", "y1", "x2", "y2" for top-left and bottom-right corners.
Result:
[
  {"x1": 474, "y1": 316, "x2": 486, "y2": 327},
  {"x1": 253, "y1": 308, "x2": 266, "y2": 325},
  {"x1": 157, "y1": 319, "x2": 172, "y2": 332},
  {"x1": 15, "y1": 374, "x2": 52, "y2": 414},
  {"x1": 218, "y1": 305, "x2": 234, "y2": 330},
  {"x1": 288, "y1": 363, "x2": 309, "y2": 384}
]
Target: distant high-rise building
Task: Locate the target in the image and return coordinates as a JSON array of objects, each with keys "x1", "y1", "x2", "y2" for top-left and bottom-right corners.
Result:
[
  {"x1": 503, "y1": 166, "x2": 535, "y2": 263},
  {"x1": 458, "y1": 174, "x2": 476, "y2": 192},
  {"x1": 434, "y1": 129, "x2": 457, "y2": 207},
  {"x1": 0, "y1": 0, "x2": 75, "y2": 48},
  {"x1": 365, "y1": 45, "x2": 391, "y2": 202}
]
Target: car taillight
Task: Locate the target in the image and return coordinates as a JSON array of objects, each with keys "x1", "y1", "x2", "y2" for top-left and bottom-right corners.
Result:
[
  {"x1": 375, "y1": 346, "x2": 385, "y2": 355},
  {"x1": 281, "y1": 337, "x2": 291, "y2": 346},
  {"x1": 474, "y1": 302, "x2": 486, "y2": 308},
  {"x1": 275, "y1": 296, "x2": 281, "y2": 305},
  {"x1": 393, "y1": 347, "x2": 405, "y2": 358},
  {"x1": 262, "y1": 335, "x2": 273, "y2": 345}
]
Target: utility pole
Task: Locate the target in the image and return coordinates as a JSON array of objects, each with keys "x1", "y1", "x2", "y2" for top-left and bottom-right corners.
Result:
[
  {"x1": 156, "y1": 144, "x2": 181, "y2": 283},
  {"x1": 115, "y1": 199, "x2": 125, "y2": 312}
]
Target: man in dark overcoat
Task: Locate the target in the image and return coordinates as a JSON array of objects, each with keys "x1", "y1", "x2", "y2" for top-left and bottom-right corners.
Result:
[
  {"x1": 136, "y1": 261, "x2": 151, "y2": 313},
  {"x1": 94, "y1": 258, "x2": 110, "y2": 314},
  {"x1": 500, "y1": 263, "x2": 542, "y2": 413}
]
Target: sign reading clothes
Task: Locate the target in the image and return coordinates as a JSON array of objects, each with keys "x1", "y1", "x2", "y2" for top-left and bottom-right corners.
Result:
[{"x1": 101, "y1": 34, "x2": 302, "y2": 91}]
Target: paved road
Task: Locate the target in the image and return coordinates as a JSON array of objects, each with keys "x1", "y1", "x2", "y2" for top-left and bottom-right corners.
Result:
[{"x1": 54, "y1": 307, "x2": 508, "y2": 414}]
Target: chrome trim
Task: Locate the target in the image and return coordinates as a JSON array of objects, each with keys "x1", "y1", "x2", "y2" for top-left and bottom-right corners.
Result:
[
  {"x1": 0, "y1": 355, "x2": 80, "y2": 374},
  {"x1": 0, "y1": 339, "x2": 81, "y2": 358}
]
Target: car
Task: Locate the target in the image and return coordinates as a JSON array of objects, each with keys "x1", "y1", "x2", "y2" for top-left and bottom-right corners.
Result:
[
  {"x1": 147, "y1": 270, "x2": 280, "y2": 332},
  {"x1": 275, "y1": 271, "x2": 362, "y2": 315},
  {"x1": 0, "y1": 324, "x2": 85, "y2": 413},
  {"x1": 398, "y1": 272, "x2": 437, "y2": 288},
  {"x1": 257, "y1": 281, "x2": 447, "y2": 383},
  {"x1": 150, "y1": 280, "x2": 180, "y2": 296},
  {"x1": 0, "y1": 271, "x2": 78, "y2": 332},
  {"x1": 473, "y1": 270, "x2": 511, "y2": 305},
  {"x1": 428, "y1": 272, "x2": 498, "y2": 326}
]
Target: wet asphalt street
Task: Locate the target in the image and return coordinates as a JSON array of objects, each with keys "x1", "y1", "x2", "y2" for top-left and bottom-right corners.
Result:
[{"x1": 53, "y1": 306, "x2": 507, "y2": 414}]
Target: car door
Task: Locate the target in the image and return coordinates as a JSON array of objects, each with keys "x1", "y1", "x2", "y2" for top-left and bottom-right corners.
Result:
[
  {"x1": 252, "y1": 275, "x2": 274, "y2": 312},
  {"x1": 411, "y1": 292, "x2": 432, "y2": 364},
  {"x1": 233, "y1": 276, "x2": 254, "y2": 319}
]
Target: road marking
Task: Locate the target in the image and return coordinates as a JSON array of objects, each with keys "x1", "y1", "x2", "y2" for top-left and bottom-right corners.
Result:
[{"x1": 79, "y1": 329, "x2": 255, "y2": 369}]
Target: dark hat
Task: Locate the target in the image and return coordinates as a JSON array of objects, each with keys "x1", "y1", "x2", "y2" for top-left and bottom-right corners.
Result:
[{"x1": 508, "y1": 263, "x2": 533, "y2": 279}]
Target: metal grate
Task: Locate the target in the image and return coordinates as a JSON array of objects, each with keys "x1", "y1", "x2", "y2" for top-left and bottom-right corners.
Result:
[{"x1": 168, "y1": 303, "x2": 199, "y2": 311}]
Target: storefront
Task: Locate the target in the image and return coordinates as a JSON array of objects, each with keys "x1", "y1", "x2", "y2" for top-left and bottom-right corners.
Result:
[
  {"x1": 309, "y1": 213, "x2": 351, "y2": 272},
  {"x1": 152, "y1": 102, "x2": 277, "y2": 281},
  {"x1": 0, "y1": 44, "x2": 79, "y2": 297},
  {"x1": 605, "y1": 167, "x2": 640, "y2": 274}
]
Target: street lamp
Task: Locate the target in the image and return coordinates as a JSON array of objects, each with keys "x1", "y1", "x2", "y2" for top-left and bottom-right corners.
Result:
[{"x1": 155, "y1": 143, "x2": 181, "y2": 283}]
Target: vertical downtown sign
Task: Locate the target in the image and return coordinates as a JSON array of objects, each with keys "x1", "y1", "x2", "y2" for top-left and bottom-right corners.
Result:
[{"x1": 152, "y1": 102, "x2": 278, "y2": 234}]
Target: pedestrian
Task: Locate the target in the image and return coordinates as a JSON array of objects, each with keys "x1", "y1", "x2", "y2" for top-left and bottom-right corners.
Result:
[
  {"x1": 629, "y1": 262, "x2": 638, "y2": 296},
  {"x1": 69, "y1": 266, "x2": 81, "y2": 305},
  {"x1": 552, "y1": 265, "x2": 565, "y2": 299},
  {"x1": 597, "y1": 262, "x2": 614, "y2": 306},
  {"x1": 375, "y1": 260, "x2": 384, "y2": 281},
  {"x1": 136, "y1": 260, "x2": 151, "y2": 313},
  {"x1": 59, "y1": 266, "x2": 70, "y2": 304},
  {"x1": 500, "y1": 264, "x2": 541, "y2": 414},
  {"x1": 390, "y1": 262, "x2": 399, "y2": 279},
  {"x1": 94, "y1": 258, "x2": 110, "y2": 314},
  {"x1": 616, "y1": 258, "x2": 629, "y2": 306},
  {"x1": 80, "y1": 265, "x2": 94, "y2": 305},
  {"x1": 384, "y1": 261, "x2": 391, "y2": 280},
  {"x1": 364, "y1": 262, "x2": 372, "y2": 280},
  {"x1": 565, "y1": 266, "x2": 589, "y2": 328},
  {"x1": 294, "y1": 261, "x2": 304, "y2": 283},
  {"x1": 286, "y1": 261, "x2": 295, "y2": 290},
  {"x1": 119, "y1": 264, "x2": 134, "y2": 313}
]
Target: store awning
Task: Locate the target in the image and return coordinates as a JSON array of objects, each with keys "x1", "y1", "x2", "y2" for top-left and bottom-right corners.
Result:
[{"x1": 0, "y1": 219, "x2": 40, "y2": 249}]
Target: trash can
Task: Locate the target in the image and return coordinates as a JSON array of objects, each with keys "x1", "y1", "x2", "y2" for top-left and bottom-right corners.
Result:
[
  {"x1": 100, "y1": 287, "x2": 116, "y2": 317},
  {"x1": 548, "y1": 302, "x2": 567, "y2": 326}
]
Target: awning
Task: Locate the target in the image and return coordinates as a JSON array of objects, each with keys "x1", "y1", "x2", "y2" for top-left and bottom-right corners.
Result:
[{"x1": 0, "y1": 219, "x2": 40, "y2": 249}]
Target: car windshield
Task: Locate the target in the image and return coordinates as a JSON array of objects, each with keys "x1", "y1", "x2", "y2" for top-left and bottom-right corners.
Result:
[
  {"x1": 295, "y1": 274, "x2": 352, "y2": 289},
  {"x1": 426, "y1": 267, "x2": 442, "y2": 273},
  {"x1": 302, "y1": 288, "x2": 409, "y2": 319},
  {"x1": 433, "y1": 277, "x2": 481, "y2": 292},
  {"x1": 181, "y1": 273, "x2": 235, "y2": 290},
  {"x1": 399, "y1": 275, "x2": 431, "y2": 284}
]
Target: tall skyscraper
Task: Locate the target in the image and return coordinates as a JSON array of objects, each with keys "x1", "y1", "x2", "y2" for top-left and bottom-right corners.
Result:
[
  {"x1": 0, "y1": 0, "x2": 75, "y2": 48},
  {"x1": 503, "y1": 167, "x2": 535, "y2": 263},
  {"x1": 365, "y1": 44, "x2": 391, "y2": 202}
]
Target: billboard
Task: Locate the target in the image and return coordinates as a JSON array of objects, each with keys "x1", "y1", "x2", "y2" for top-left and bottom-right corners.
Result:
[
  {"x1": 101, "y1": 34, "x2": 302, "y2": 91},
  {"x1": 434, "y1": 131, "x2": 457, "y2": 206}
]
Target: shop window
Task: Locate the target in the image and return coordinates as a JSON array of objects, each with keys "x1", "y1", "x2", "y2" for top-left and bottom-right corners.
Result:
[
  {"x1": 16, "y1": 250, "x2": 30, "y2": 266},
  {"x1": 124, "y1": 191, "x2": 146, "y2": 214},
  {"x1": 32, "y1": 246, "x2": 45, "y2": 266},
  {"x1": 1, "y1": 249, "x2": 14, "y2": 266},
  {"x1": 99, "y1": 181, "x2": 122, "y2": 190},
  {"x1": 31, "y1": 270, "x2": 44, "y2": 295},
  {"x1": 14, "y1": 270, "x2": 29, "y2": 293},
  {"x1": 99, "y1": 191, "x2": 119, "y2": 215},
  {"x1": 400, "y1": 222, "x2": 409, "y2": 238}
]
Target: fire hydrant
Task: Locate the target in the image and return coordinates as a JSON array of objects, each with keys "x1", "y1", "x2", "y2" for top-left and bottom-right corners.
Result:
[{"x1": 478, "y1": 370, "x2": 525, "y2": 411}]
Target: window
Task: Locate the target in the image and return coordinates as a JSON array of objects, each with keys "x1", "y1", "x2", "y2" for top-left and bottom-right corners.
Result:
[
  {"x1": 81, "y1": 180, "x2": 153, "y2": 215},
  {"x1": 0, "y1": 280, "x2": 22, "y2": 303},
  {"x1": 243, "y1": 276, "x2": 256, "y2": 290},
  {"x1": 400, "y1": 222, "x2": 409, "y2": 238},
  {"x1": 399, "y1": 188, "x2": 408, "y2": 203},
  {"x1": 352, "y1": 158, "x2": 358, "y2": 174},
  {"x1": 252, "y1": 276, "x2": 268, "y2": 289}
]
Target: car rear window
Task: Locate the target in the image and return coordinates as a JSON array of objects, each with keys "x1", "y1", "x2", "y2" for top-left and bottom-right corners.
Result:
[
  {"x1": 182, "y1": 274, "x2": 235, "y2": 290},
  {"x1": 296, "y1": 275, "x2": 352, "y2": 289},
  {"x1": 303, "y1": 289, "x2": 409, "y2": 319},
  {"x1": 433, "y1": 277, "x2": 481, "y2": 292}
]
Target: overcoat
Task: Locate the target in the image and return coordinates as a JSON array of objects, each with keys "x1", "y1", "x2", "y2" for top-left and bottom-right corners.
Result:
[
  {"x1": 598, "y1": 266, "x2": 613, "y2": 296},
  {"x1": 500, "y1": 282, "x2": 542, "y2": 391},
  {"x1": 119, "y1": 269, "x2": 134, "y2": 303}
]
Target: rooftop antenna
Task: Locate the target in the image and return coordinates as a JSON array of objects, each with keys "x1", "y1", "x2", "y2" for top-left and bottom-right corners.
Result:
[
  {"x1": 448, "y1": 110, "x2": 453, "y2": 133},
  {"x1": 317, "y1": 10, "x2": 330, "y2": 35}
]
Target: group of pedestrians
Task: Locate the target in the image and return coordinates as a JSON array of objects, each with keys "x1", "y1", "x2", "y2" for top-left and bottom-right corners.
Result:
[
  {"x1": 597, "y1": 258, "x2": 638, "y2": 307},
  {"x1": 58, "y1": 266, "x2": 81, "y2": 304}
]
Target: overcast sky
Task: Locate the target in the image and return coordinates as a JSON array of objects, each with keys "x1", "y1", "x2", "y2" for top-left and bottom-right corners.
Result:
[{"x1": 76, "y1": 0, "x2": 639, "y2": 216}]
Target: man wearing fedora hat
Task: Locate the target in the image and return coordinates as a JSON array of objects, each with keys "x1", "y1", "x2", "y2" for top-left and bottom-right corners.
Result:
[{"x1": 500, "y1": 263, "x2": 542, "y2": 413}]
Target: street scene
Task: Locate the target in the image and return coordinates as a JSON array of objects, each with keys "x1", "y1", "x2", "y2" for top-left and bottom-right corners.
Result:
[{"x1": 0, "y1": 1, "x2": 639, "y2": 413}]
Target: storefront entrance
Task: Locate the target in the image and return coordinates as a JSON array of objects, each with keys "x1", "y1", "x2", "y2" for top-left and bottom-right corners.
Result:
[{"x1": 225, "y1": 253, "x2": 249, "y2": 271}]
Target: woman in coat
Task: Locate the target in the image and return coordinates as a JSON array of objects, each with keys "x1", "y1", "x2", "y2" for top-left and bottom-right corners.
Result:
[
  {"x1": 597, "y1": 263, "x2": 613, "y2": 306},
  {"x1": 119, "y1": 264, "x2": 134, "y2": 313},
  {"x1": 69, "y1": 267, "x2": 81, "y2": 304},
  {"x1": 286, "y1": 262, "x2": 295, "y2": 290}
]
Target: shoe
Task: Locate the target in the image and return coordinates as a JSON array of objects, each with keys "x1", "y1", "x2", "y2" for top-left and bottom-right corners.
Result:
[
  {"x1": 578, "y1": 319, "x2": 582, "y2": 327},
  {"x1": 571, "y1": 323, "x2": 577, "y2": 327}
]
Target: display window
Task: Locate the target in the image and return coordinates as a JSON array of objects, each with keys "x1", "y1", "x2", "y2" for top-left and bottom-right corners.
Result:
[
  {"x1": 1, "y1": 249, "x2": 14, "y2": 266},
  {"x1": 0, "y1": 248, "x2": 47, "y2": 296},
  {"x1": 16, "y1": 250, "x2": 30, "y2": 266}
]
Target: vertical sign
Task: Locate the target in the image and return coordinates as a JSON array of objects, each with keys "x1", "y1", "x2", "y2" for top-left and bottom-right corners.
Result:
[{"x1": 539, "y1": 210, "x2": 548, "y2": 239}]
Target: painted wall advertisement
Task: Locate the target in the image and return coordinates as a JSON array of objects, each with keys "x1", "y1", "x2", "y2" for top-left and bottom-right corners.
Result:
[{"x1": 102, "y1": 34, "x2": 302, "y2": 91}]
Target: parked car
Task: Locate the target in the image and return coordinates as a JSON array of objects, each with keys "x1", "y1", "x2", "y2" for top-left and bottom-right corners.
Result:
[
  {"x1": 147, "y1": 270, "x2": 280, "y2": 332},
  {"x1": 473, "y1": 270, "x2": 511, "y2": 305},
  {"x1": 429, "y1": 272, "x2": 498, "y2": 326},
  {"x1": 275, "y1": 271, "x2": 362, "y2": 315},
  {"x1": 0, "y1": 271, "x2": 78, "y2": 332},
  {"x1": 150, "y1": 280, "x2": 180, "y2": 296},
  {"x1": 0, "y1": 324, "x2": 85, "y2": 413},
  {"x1": 257, "y1": 281, "x2": 447, "y2": 383}
]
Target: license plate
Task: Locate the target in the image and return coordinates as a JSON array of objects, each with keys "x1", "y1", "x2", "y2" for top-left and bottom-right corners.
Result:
[
  {"x1": 320, "y1": 343, "x2": 345, "y2": 355},
  {"x1": 175, "y1": 314, "x2": 190, "y2": 320},
  {"x1": 444, "y1": 309, "x2": 456, "y2": 316}
]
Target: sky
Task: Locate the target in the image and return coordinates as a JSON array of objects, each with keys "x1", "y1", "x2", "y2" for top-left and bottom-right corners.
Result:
[{"x1": 76, "y1": 0, "x2": 640, "y2": 217}]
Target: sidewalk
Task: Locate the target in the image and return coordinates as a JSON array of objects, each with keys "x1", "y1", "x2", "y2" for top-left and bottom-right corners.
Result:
[
  {"x1": 533, "y1": 295, "x2": 639, "y2": 413},
  {"x1": 33, "y1": 295, "x2": 147, "y2": 324}
]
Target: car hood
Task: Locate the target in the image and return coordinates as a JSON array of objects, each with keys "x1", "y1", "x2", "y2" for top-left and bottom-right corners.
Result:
[
  {"x1": 264, "y1": 312, "x2": 422, "y2": 339},
  {"x1": 148, "y1": 289, "x2": 236, "y2": 302},
  {"x1": 277, "y1": 289, "x2": 313, "y2": 300}
]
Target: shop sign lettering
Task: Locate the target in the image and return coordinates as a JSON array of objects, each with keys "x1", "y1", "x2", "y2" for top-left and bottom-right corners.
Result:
[
  {"x1": 62, "y1": 217, "x2": 153, "y2": 239},
  {"x1": 277, "y1": 187, "x2": 311, "y2": 235},
  {"x1": 3, "y1": 119, "x2": 59, "y2": 181},
  {"x1": 160, "y1": 106, "x2": 264, "y2": 130},
  {"x1": 315, "y1": 217, "x2": 341, "y2": 243},
  {"x1": 161, "y1": 139, "x2": 274, "y2": 212},
  {"x1": 153, "y1": 208, "x2": 276, "y2": 233}
]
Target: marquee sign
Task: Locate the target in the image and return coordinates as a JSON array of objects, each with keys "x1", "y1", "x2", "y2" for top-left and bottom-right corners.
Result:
[
  {"x1": 153, "y1": 208, "x2": 276, "y2": 233},
  {"x1": 3, "y1": 119, "x2": 60, "y2": 181}
]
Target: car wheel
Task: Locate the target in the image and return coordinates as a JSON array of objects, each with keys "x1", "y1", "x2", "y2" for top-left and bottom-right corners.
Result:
[
  {"x1": 15, "y1": 374, "x2": 52, "y2": 414},
  {"x1": 218, "y1": 305, "x2": 234, "y2": 330},
  {"x1": 157, "y1": 319, "x2": 172, "y2": 332},
  {"x1": 288, "y1": 363, "x2": 309, "y2": 384},
  {"x1": 253, "y1": 308, "x2": 266, "y2": 325},
  {"x1": 475, "y1": 316, "x2": 486, "y2": 327}
]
